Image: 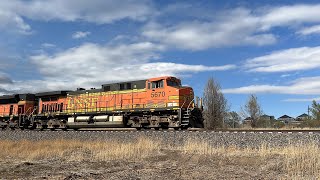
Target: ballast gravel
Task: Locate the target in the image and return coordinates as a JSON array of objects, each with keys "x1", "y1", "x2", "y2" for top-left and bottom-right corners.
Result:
[{"x1": 0, "y1": 130, "x2": 319, "y2": 147}]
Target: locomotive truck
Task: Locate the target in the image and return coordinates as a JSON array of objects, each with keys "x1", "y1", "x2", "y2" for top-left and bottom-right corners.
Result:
[{"x1": 0, "y1": 76, "x2": 203, "y2": 130}]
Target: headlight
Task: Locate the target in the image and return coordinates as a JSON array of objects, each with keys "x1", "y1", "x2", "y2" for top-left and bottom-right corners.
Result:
[{"x1": 167, "y1": 103, "x2": 179, "y2": 107}]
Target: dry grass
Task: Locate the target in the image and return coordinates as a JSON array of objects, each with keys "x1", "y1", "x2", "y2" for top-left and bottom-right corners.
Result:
[
  {"x1": 0, "y1": 138, "x2": 160, "y2": 162},
  {"x1": 0, "y1": 138, "x2": 319, "y2": 178},
  {"x1": 181, "y1": 139, "x2": 320, "y2": 178}
]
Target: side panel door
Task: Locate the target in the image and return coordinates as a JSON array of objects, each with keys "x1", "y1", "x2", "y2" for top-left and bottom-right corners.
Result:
[{"x1": 18, "y1": 105, "x2": 25, "y2": 115}]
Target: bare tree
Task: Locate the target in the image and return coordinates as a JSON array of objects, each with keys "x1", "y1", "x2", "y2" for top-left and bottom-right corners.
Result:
[
  {"x1": 241, "y1": 94, "x2": 263, "y2": 128},
  {"x1": 203, "y1": 77, "x2": 228, "y2": 129},
  {"x1": 225, "y1": 111, "x2": 241, "y2": 128},
  {"x1": 310, "y1": 100, "x2": 320, "y2": 120}
]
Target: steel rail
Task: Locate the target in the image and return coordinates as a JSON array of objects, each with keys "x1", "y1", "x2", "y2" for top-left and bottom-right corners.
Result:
[{"x1": 2, "y1": 128, "x2": 320, "y2": 133}]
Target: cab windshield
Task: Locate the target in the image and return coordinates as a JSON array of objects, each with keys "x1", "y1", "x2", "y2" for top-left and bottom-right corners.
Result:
[{"x1": 167, "y1": 80, "x2": 181, "y2": 87}]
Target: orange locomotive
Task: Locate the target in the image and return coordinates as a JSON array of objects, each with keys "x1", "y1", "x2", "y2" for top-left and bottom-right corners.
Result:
[
  {"x1": 0, "y1": 76, "x2": 203, "y2": 130},
  {"x1": 0, "y1": 94, "x2": 36, "y2": 129}
]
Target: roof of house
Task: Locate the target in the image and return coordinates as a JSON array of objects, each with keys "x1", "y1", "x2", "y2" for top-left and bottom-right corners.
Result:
[
  {"x1": 279, "y1": 115, "x2": 293, "y2": 119},
  {"x1": 260, "y1": 114, "x2": 274, "y2": 118},
  {"x1": 297, "y1": 113, "x2": 309, "y2": 118}
]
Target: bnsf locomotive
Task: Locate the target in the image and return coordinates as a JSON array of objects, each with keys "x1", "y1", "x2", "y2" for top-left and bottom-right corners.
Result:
[{"x1": 0, "y1": 76, "x2": 203, "y2": 130}]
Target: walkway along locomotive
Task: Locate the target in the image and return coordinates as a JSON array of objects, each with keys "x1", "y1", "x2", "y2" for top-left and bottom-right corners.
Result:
[{"x1": 0, "y1": 76, "x2": 204, "y2": 130}]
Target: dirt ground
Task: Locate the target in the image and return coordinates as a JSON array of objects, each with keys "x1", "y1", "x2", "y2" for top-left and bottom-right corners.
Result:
[{"x1": 0, "y1": 149, "x2": 288, "y2": 180}]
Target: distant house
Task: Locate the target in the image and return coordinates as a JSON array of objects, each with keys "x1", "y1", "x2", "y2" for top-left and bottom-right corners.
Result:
[
  {"x1": 242, "y1": 117, "x2": 252, "y2": 128},
  {"x1": 278, "y1": 115, "x2": 295, "y2": 124},
  {"x1": 296, "y1": 113, "x2": 310, "y2": 121},
  {"x1": 243, "y1": 117, "x2": 252, "y2": 123},
  {"x1": 278, "y1": 114, "x2": 303, "y2": 127},
  {"x1": 260, "y1": 114, "x2": 275, "y2": 121}
]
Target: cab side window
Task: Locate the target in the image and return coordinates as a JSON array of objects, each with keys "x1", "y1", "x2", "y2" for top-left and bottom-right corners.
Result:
[
  {"x1": 119, "y1": 84, "x2": 125, "y2": 90},
  {"x1": 151, "y1": 80, "x2": 164, "y2": 89}
]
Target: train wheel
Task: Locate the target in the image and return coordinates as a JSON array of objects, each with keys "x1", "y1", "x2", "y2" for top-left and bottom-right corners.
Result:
[
  {"x1": 161, "y1": 125, "x2": 168, "y2": 130},
  {"x1": 29, "y1": 125, "x2": 36, "y2": 130},
  {"x1": 41, "y1": 125, "x2": 48, "y2": 130}
]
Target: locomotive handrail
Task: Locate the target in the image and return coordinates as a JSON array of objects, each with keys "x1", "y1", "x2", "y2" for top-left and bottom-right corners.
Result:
[
  {"x1": 24, "y1": 107, "x2": 33, "y2": 115},
  {"x1": 187, "y1": 99, "x2": 195, "y2": 114},
  {"x1": 180, "y1": 98, "x2": 187, "y2": 109},
  {"x1": 28, "y1": 107, "x2": 37, "y2": 119}
]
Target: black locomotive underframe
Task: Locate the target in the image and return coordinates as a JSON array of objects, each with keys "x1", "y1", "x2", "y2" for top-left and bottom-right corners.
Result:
[{"x1": 0, "y1": 107, "x2": 203, "y2": 130}]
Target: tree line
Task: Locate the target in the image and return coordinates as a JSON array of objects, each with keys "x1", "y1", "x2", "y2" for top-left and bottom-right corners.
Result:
[{"x1": 202, "y1": 77, "x2": 320, "y2": 129}]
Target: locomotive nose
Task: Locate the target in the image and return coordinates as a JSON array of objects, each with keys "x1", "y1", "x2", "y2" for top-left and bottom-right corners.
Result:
[
  {"x1": 179, "y1": 86, "x2": 193, "y2": 95},
  {"x1": 178, "y1": 86, "x2": 194, "y2": 107}
]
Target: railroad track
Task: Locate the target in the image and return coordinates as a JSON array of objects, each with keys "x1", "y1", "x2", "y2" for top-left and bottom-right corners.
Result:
[
  {"x1": 207, "y1": 129, "x2": 320, "y2": 134},
  {"x1": 2, "y1": 128, "x2": 320, "y2": 133},
  {"x1": 73, "y1": 128, "x2": 320, "y2": 134}
]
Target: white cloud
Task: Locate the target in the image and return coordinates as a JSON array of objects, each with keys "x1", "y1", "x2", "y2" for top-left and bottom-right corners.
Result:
[
  {"x1": 2, "y1": 1, "x2": 320, "y2": 44},
  {"x1": 142, "y1": 4, "x2": 320, "y2": 50},
  {"x1": 142, "y1": 8, "x2": 276, "y2": 50},
  {"x1": 261, "y1": 4, "x2": 320, "y2": 30},
  {"x1": 280, "y1": 74, "x2": 290, "y2": 78},
  {"x1": 297, "y1": 25, "x2": 320, "y2": 35},
  {"x1": 0, "y1": 0, "x2": 153, "y2": 33},
  {"x1": 244, "y1": 46, "x2": 320, "y2": 72},
  {"x1": 0, "y1": 73, "x2": 13, "y2": 84},
  {"x1": 284, "y1": 97, "x2": 320, "y2": 102},
  {"x1": 0, "y1": 10, "x2": 31, "y2": 34},
  {"x1": 0, "y1": 42, "x2": 234, "y2": 93},
  {"x1": 41, "y1": 43, "x2": 56, "y2": 48},
  {"x1": 223, "y1": 76, "x2": 320, "y2": 95},
  {"x1": 22, "y1": 0, "x2": 153, "y2": 23},
  {"x1": 0, "y1": 73, "x2": 16, "y2": 94},
  {"x1": 72, "y1": 31, "x2": 91, "y2": 39},
  {"x1": 118, "y1": 63, "x2": 236, "y2": 73}
]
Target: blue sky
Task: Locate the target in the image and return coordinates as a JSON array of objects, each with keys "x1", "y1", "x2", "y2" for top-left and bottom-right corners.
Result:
[{"x1": 1, "y1": 0, "x2": 320, "y2": 118}]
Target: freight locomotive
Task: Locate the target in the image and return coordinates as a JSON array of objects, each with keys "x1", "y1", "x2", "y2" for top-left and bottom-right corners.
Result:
[{"x1": 0, "y1": 76, "x2": 203, "y2": 130}]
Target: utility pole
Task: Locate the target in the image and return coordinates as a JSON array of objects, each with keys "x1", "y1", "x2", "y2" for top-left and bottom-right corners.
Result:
[
  {"x1": 233, "y1": 116, "x2": 235, "y2": 128},
  {"x1": 308, "y1": 105, "x2": 310, "y2": 120},
  {"x1": 222, "y1": 116, "x2": 225, "y2": 128}
]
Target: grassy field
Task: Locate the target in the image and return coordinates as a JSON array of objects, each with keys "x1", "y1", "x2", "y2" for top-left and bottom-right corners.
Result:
[
  {"x1": 0, "y1": 138, "x2": 319, "y2": 179},
  {"x1": 0, "y1": 138, "x2": 159, "y2": 162},
  {"x1": 182, "y1": 139, "x2": 320, "y2": 178}
]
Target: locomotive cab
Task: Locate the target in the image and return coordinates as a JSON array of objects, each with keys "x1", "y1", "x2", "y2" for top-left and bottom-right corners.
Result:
[{"x1": 147, "y1": 76, "x2": 194, "y2": 109}]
